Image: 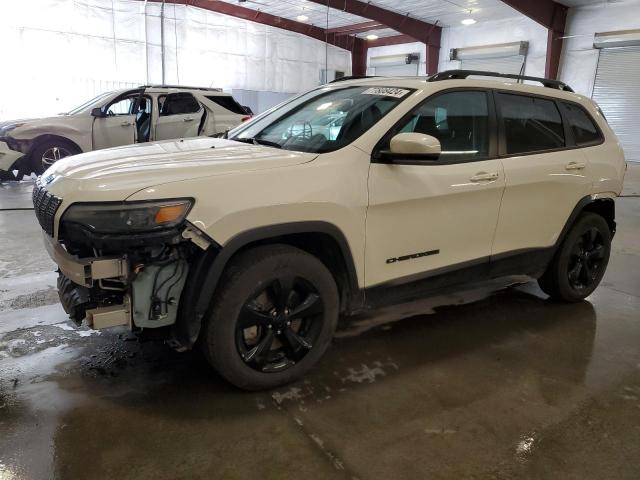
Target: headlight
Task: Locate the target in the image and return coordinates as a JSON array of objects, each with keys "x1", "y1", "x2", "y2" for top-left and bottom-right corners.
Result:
[
  {"x1": 0, "y1": 123, "x2": 25, "y2": 137},
  {"x1": 61, "y1": 199, "x2": 193, "y2": 234}
]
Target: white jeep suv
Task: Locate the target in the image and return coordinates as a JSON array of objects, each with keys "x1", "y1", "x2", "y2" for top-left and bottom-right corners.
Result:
[
  {"x1": 33, "y1": 71, "x2": 626, "y2": 390},
  {"x1": 0, "y1": 85, "x2": 248, "y2": 178}
]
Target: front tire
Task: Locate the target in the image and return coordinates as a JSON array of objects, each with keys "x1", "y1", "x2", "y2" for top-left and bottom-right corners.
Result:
[
  {"x1": 29, "y1": 138, "x2": 80, "y2": 175},
  {"x1": 538, "y1": 212, "x2": 611, "y2": 302},
  {"x1": 202, "y1": 245, "x2": 339, "y2": 390}
]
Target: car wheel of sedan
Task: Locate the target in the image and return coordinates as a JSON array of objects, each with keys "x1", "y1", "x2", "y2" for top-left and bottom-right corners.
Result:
[
  {"x1": 538, "y1": 212, "x2": 611, "y2": 302},
  {"x1": 202, "y1": 244, "x2": 339, "y2": 391},
  {"x1": 30, "y1": 139, "x2": 80, "y2": 175}
]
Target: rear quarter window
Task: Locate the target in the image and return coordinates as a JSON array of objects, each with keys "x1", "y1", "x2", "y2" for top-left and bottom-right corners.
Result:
[
  {"x1": 205, "y1": 95, "x2": 246, "y2": 115},
  {"x1": 560, "y1": 102, "x2": 603, "y2": 146}
]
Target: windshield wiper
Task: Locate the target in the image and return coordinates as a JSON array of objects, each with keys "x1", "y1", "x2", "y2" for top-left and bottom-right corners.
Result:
[{"x1": 233, "y1": 137, "x2": 282, "y2": 149}]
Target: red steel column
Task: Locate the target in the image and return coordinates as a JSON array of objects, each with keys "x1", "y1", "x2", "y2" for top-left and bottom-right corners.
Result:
[
  {"x1": 351, "y1": 39, "x2": 368, "y2": 76},
  {"x1": 426, "y1": 44, "x2": 440, "y2": 75}
]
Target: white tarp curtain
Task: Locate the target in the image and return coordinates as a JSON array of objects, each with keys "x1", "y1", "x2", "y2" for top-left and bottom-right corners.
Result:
[{"x1": 0, "y1": 0, "x2": 351, "y2": 120}]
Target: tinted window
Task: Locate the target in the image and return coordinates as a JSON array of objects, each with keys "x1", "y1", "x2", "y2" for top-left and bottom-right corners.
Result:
[
  {"x1": 232, "y1": 86, "x2": 409, "y2": 153},
  {"x1": 560, "y1": 102, "x2": 602, "y2": 146},
  {"x1": 160, "y1": 92, "x2": 200, "y2": 116},
  {"x1": 391, "y1": 90, "x2": 490, "y2": 162},
  {"x1": 205, "y1": 95, "x2": 246, "y2": 115},
  {"x1": 498, "y1": 93, "x2": 564, "y2": 154}
]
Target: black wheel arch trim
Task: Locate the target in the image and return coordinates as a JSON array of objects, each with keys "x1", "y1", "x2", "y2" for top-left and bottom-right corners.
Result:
[
  {"x1": 172, "y1": 221, "x2": 362, "y2": 349},
  {"x1": 556, "y1": 195, "x2": 615, "y2": 249}
]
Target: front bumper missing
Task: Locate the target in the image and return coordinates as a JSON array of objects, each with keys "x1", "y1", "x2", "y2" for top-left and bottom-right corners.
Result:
[
  {"x1": 85, "y1": 295, "x2": 132, "y2": 329},
  {"x1": 43, "y1": 232, "x2": 128, "y2": 287},
  {"x1": 0, "y1": 140, "x2": 24, "y2": 172},
  {"x1": 43, "y1": 233, "x2": 131, "y2": 329}
]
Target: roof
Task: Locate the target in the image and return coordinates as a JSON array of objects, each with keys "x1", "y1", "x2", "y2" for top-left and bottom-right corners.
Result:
[
  {"x1": 139, "y1": 85, "x2": 226, "y2": 93},
  {"x1": 325, "y1": 73, "x2": 587, "y2": 104}
]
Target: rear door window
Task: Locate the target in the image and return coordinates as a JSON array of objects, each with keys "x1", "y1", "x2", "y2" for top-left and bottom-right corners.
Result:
[
  {"x1": 560, "y1": 102, "x2": 602, "y2": 146},
  {"x1": 160, "y1": 92, "x2": 201, "y2": 116},
  {"x1": 497, "y1": 93, "x2": 565, "y2": 155}
]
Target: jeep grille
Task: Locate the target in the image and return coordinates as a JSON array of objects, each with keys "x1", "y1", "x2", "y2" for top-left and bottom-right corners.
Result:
[{"x1": 32, "y1": 180, "x2": 62, "y2": 237}]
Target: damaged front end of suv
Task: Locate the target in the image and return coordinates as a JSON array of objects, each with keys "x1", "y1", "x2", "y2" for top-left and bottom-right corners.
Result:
[{"x1": 34, "y1": 178, "x2": 214, "y2": 349}]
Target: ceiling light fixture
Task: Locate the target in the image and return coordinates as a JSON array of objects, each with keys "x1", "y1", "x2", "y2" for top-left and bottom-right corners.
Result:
[
  {"x1": 297, "y1": 14, "x2": 309, "y2": 22},
  {"x1": 461, "y1": 18, "x2": 477, "y2": 25},
  {"x1": 366, "y1": 34, "x2": 379, "y2": 41}
]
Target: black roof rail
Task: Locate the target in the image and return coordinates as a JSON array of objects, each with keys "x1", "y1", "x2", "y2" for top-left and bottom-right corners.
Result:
[
  {"x1": 329, "y1": 75, "x2": 378, "y2": 83},
  {"x1": 139, "y1": 84, "x2": 224, "y2": 92},
  {"x1": 427, "y1": 70, "x2": 574, "y2": 92}
]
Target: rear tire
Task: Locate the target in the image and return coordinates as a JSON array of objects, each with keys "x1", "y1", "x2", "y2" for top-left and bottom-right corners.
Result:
[
  {"x1": 29, "y1": 138, "x2": 80, "y2": 175},
  {"x1": 201, "y1": 244, "x2": 339, "y2": 391},
  {"x1": 538, "y1": 212, "x2": 611, "y2": 302}
]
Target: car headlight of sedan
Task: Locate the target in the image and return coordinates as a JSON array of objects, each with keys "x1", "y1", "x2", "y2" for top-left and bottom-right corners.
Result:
[
  {"x1": 61, "y1": 199, "x2": 193, "y2": 234},
  {"x1": 0, "y1": 122, "x2": 25, "y2": 138}
]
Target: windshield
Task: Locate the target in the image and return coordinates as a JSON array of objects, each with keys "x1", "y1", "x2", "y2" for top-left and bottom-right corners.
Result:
[
  {"x1": 66, "y1": 91, "x2": 115, "y2": 115},
  {"x1": 230, "y1": 86, "x2": 413, "y2": 153}
]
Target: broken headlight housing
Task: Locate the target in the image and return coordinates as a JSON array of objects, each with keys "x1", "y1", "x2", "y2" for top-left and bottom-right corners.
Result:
[{"x1": 61, "y1": 199, "x2": 193, "y2": 234}]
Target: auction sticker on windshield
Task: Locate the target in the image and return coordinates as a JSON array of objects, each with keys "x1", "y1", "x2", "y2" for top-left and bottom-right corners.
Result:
[{"x1": 362, "y1": 87, "x2": 410, "y2": 98}]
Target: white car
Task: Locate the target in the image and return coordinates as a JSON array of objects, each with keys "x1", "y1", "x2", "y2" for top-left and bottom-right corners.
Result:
[
  {"x1": 34, "y1": 71, "x2": 626, "y2": 390},
  {"x1": 0, "y1": 85, "x2": 249, "y2": 178}
]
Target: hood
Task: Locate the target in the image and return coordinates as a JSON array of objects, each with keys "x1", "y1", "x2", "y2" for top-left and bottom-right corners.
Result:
[{"x1": 44, "y1": 137, "x2": 317, "y2": 200}]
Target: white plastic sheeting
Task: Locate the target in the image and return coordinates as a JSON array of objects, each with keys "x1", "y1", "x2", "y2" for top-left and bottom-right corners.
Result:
[{"x1": 0, "y1": 0, "x2": 351, "y2": 120}]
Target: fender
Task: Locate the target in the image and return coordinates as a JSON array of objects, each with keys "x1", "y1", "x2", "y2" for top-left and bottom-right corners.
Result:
[
  {"x1": 556, "y1": 195, "x2": 616, "y2": 248},
  {"x1": 172, "y1": 221, "x2": 362, "y2": 349}
]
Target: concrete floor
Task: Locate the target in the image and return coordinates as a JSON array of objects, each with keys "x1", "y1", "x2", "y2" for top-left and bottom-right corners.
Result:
[{"x1": 1, "y1": 165, "x2": 639, "y2": 480}]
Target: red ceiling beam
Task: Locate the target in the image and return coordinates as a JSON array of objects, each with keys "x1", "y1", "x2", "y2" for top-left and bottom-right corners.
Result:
[
  {"x1": 306, "y1": 0, "x2": 441, "y2": 46},
  {"x1": 499, "y1": 0, "x2": 568, "y2": 79},
  {"x1": 366, "y1": 34, "x2": 417, "y2": 48},
  {"x1": 307, "y1": 0, "x2": 441, "y2": 74},
  {"x1": 498, "y1": 0, "x2": 567, "y2": 31},
  {"x1": 327, "y1": 20, "x2": 383, "y2": 35}
]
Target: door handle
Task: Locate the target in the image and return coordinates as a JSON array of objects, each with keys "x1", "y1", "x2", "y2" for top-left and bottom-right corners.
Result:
[
  {"x1": 470, "y1": 172, "x2": 499, "y2": 182},
  {"x1": 120, "y1": 121, "x2": 133, "y2": 127},
  {"x1": 565, "y1": 161, "x2": 586, "y2": 170},
  {"x1": 183, "y1": 117, "x2": 194, "y2": 122}
]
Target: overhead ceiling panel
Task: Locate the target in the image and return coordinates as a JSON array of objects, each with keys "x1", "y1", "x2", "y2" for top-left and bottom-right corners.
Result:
[
  {"x1": 367, "y1": 0, "x2": 525, "y2": 27},
  {"x1": 215, "y1": 0, "x2": 610, "y2": 39}
]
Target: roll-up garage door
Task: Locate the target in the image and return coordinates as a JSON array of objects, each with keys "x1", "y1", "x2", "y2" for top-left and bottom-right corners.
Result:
[
  {"x1": 459, "y1": 56, "x2": 525, "y2": 75},
  {"x1": 592, "y1": 46, "x2": 640, "y2": 162},
  {"x1": 370, "y1": 53, "x2": 420, "y2": 77},
  {"x1": 451, "y1": 41, "x2": 528, "y2": 76}
]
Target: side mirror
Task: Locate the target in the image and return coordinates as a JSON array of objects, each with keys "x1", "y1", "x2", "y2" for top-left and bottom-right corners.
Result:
[
  {"x1": 91, "y1": 107, "x2": 106, "y2": 118},
  {"x1": 377, "y1": 132, "x2": 441, "y2": 163}
]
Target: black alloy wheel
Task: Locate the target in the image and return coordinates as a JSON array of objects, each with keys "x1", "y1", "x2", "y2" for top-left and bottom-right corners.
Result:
[
  {"x1": 236, "y1": 276, "x2": 324, "y2": 373},
  {"x1": 202, "y1": 244, "x2": 339, "y2": 390},
  {"x1": 538, "y1": 212, "x2": 611, "y2": 302},
  {"x1": 566, "y1": 226, "x2": 606, "y2": 293}
]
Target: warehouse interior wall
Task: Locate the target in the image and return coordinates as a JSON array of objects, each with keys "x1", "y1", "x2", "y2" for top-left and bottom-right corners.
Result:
[
  {"x1": 0, "y1": 0, "x2": 351, "y2": 120},
  {"x1": 365, "y1": 15, "x2": 547, "y2": 78},
  {"x1": 559, "y1": 0, "x2": 640, "y2": 96},
  {"x1": 438, "y1": 16, "x2": 547, "y2": 77}
]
